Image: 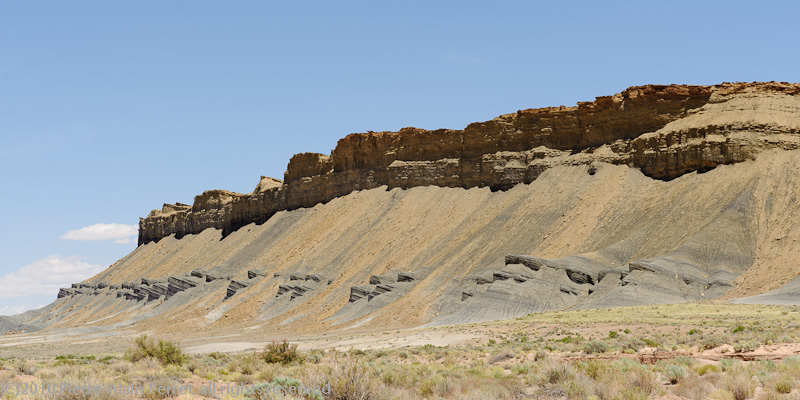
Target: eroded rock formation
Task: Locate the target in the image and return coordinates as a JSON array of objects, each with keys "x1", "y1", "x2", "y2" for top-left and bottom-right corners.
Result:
[{"x1": 138, "y1": 82, "x2": 800, "y2": 245}]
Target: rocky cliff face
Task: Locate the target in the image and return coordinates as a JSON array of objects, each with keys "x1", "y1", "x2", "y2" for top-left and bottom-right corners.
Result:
[{"x1": 139, "y1": 82, "x2": 800, "y2": 245}]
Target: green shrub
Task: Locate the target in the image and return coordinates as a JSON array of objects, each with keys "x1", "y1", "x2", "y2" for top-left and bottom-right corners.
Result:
[
  {"x1": 733, "y1": 342, "x2": 758, "y2": 353},
  {"x1": 124, "y1": 335, "x2": 186, "y2": 366},
  {"x1": 261, "y1": 339, "x2": 303, "y2": 365},
  {"x1": 664, "y1": 364, "x2": 688, "y2": 384},
  {"x1": 695, "y1": 364, "x2": 720, "y2": 376},
  {"x1": 642, "y1": 338, "x2": 660, "y2": 348},
  {"x1": 732, "y1": 325, "x2": 745, "y2": 333},
  {"x1": 608, "y1": 331, "x2": 618, "y2": 339},
  {"x1": 583, "y1": 340, "x2": 609, "y2": 354},
  {"x1": 775, "y1": 377, "x2": 793, "y2": 394},
  {"x1": 701, "y1": 336, "x2": 723, "y2": 350}
]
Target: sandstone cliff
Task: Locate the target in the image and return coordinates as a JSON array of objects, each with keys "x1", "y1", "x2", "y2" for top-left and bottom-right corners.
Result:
[
  {"x1": 6, "y1": 82, "x2": 800, "y2": 344},
  {"x1": 138, "y1": 82, "x2": 800, "y2": 245}
]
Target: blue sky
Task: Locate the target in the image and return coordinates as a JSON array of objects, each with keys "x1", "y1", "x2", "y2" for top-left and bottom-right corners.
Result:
[{"x1": 1, "y1": 0, "x2": 798, "y2": 315}]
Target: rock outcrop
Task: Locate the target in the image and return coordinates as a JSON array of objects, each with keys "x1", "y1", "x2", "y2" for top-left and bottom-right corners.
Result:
[
  {"x1": 12, "y1": 82, "x2": 800, "y2": 342},
  {"x1": 138, "y1": 82, "x2": 800, "y2": 245}
]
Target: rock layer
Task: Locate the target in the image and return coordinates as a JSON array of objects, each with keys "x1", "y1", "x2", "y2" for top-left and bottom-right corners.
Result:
[{"x1": 140, "y1": 82, "x2": 800, "y2": 245}]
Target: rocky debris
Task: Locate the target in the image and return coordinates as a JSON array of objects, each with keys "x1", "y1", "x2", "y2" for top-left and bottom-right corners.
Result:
[
  {"x1": 141, "y1": 277, "x2": 166, "y2": 286},
  {"x1": 347, "y1": 270, "x2": 426, "y2": 304},
  {"x1": 397, "y1": 272, "x2": 416, "y2": 282},
  {"x1": 137, "y1": 282, "x2": 168, "y2": 303},
  {"x1": 205, "y1": 272, "x2": 232, "y2": 282},
  {"x1": 506, "y1": 254, "x2": 599, "y2": 285},
  {"x1": 247, "y1": 269, "x2": 267, "y2": 279},
  {"x1": 276, "y1": 283, "x2": 315, "y2": 301},
  {"x1": 289, "y1": 273, "x2": 307, "y2": 281},
  {"x1": 270, "y1": 272, "x2": 329, "y2": 302},
  {"x1": 166, "y1": 276, "x2": 202, "y2": 299},
  {"x1": 348, "y1": 285, "x2": 373, "y2": 303},
  {"x1": 71, "y1": 282, "x2": 108, "y2": 290},
  {"x1": 59, "y1": 273, "x2": 211, "y2": 303},
  {"x1": 329, "y1": 268, "x2": 431, "y2": 324},
  {"x1": 139, "y1": 82, "x2": 800, "y2": 246},
  {"x1": 369, "y1": 274, "x2": 397, "y2": 285},
  {"x1": 225, "y1": 280, "x2": 249, "y2": 299}
]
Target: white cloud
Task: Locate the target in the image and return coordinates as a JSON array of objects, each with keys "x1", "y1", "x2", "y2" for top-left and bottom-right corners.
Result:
[
  {"x1": 61, "y1": 223, "x2": 137, "y2": 243},
  {"x1": 0, "y1": 255, "x2": 104, "y2": 298}
]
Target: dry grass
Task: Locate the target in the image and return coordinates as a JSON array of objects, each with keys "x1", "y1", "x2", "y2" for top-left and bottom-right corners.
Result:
[{"x1": 2, "y1": 304, "x2": 800, "y2": 399}]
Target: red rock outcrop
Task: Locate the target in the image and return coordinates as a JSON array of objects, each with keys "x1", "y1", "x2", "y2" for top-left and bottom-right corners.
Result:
[{"x1": 138, "y1": 82, "x2": 800, "y2": 245}]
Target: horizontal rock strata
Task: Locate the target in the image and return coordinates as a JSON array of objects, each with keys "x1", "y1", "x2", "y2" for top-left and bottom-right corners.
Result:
[{"x1": 138, "y1": 82, "x2": 800, "y2": 245}]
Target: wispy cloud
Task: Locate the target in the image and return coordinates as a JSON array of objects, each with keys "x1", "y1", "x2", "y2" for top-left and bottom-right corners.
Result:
[
  {"x1": 0, "y1": 255, "x2": 104, "y2": 298},
  {"x1": 61, "y1": 223, "x2": 137, "y2": 243},
  {"x1": 444, "y1": 52, "x2": 485, "y2": 65}
]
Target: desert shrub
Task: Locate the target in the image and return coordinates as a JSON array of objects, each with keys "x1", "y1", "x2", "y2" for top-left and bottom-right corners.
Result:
[
  {"x1": 720, "y1": 358, "x2": 741, "y2": 372},
  {"x1": 245, "y1": 382, "x2": 274, "y2": 400},
  {"x1": 234, "y1": 352, "x2": 259, "y2": 375},
  {"x1": 541, "y1": 363, "x2": 575, "y2": 386},
  {"x1": 256, "y1": 364, "x2": 278, "y2": 383},
  {"x1": 316, "y1": 356, "x2": 375, "y2": 400},
  {"x1": 732, "y1": 325, "x2": 745, "y2": 333},
  {"x1": 733, "y1": 342, "x2": 758, "y2": 353},
  {"x1": 419, "y1": 374, "x2": 458, "y2": 397},
  {"x1": 642, "y1": 338, "x2": 660, "y2": 348},
  {"x1": 262, "y1": 339, "x2": 304, "y2": 365},
  {"x1": 576, "y1": 359, "x2": 610, "y2": 380},
  {"x1": 584, "y1": 340, "x2": 609, "y2": 354},
  {"x1": 489, "y1": 350, "x2": 514, "y2": 364},
  {"x1": 608, "y1": 331, "x2": 618, "y2": 339},
  {"x1": 696, "y1": 364, "x2": 721, "y2": 376},
  {"x1": 673, "y1": 356, "x2": 695, "y2": 366},
  {"x1": 14, "y1": 358, "x2": 36, "y2": 375},
  {"x1": 672, "y1": 374, "x2": 713, "y2": 400},
  {"x1": 621, "y1": 338, "x2": 646, "y2": 352},
  {"x1": 725, "y1": 371, "x2": 755, "y2": 400},
  {"x1": 664, "y1": 364, "x2": 688, "y2": 384},
  {"x1": 534, "y1": 350, "x2": 549, "y2": 361},
  {"x1": 773, "y1": 376, "x2": 793, "y2": 394},
  {"x1": 759, "y1": 359, "x2": 777, "y2": 371},
  {"x1": 562, "y1": 373, "x2": 593, "y2": 400},
  {"x1": 307, "y1": 350, "x2": 324, "y2": 364},
  {"x1": 626, "y1": 366, "x2": 657, "y2": 396},
  {"x1": 701, "y1": 336, "x2": 724, "y2": 350},
  {"x1": 125, "y1": 335, "x2": 186, "y2": 366}
]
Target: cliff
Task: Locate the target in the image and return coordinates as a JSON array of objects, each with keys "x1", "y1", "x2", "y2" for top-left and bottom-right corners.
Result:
[
  {"x1": 9, "y1": 81, "x2": 800, "y2": 344},
  {"x1": 139, "y1": 82, "x2": 800, "y2": 245}
]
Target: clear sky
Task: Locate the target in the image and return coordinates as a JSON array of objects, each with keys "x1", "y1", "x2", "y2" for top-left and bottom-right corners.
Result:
[{"x1": 1, "y1": 0, "x2": 798, "y2": 315}]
